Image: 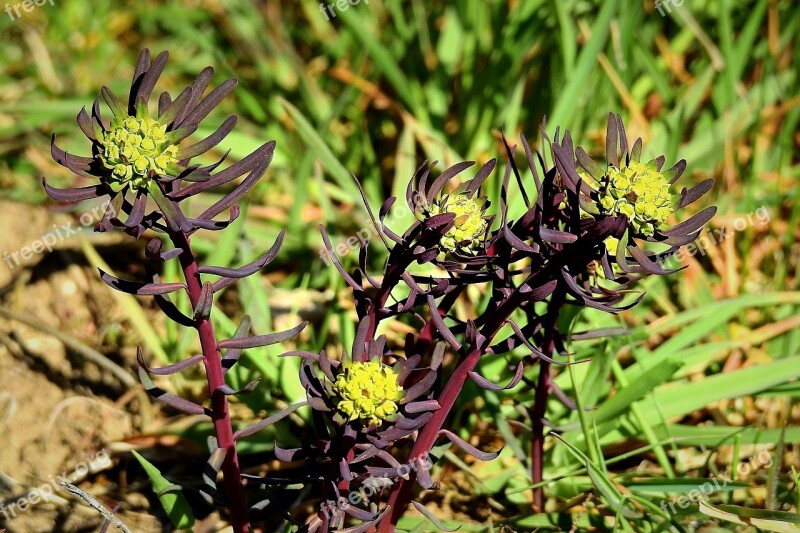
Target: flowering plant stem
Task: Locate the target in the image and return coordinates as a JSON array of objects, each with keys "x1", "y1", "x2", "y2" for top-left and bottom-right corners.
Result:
[
  {"x1": 171, "y1": 230, "x2": 250, "y2": 533},
  {"x1": 378, "y1": 234, "x2": 602, "y2": 531},
  {"x1": 379, "y1": 288, "x2": 527, "y2": 532},
  {"x1": 310, "y1": 254, "x2": 414, "y2": 530},
  {"x1": 529, "y1": 290, "x2": 565, "y2": 511}
]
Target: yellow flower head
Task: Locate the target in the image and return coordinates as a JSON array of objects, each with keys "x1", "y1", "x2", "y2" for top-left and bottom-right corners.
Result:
[
  {"x1": 99, "y1": 116, "x2": 178, "y2": 192},
  {"x1": 597, "y1": 160, "x2": 674, "y2": 237},
  {"x1": 427, "y1": 193, "x2": 488, "y2": 254},
  {"x1": 333, "y1": 360, "x2": 403, "y2": 426}
]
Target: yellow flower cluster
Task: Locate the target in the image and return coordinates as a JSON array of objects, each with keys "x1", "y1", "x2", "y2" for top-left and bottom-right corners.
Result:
[
  {"x1": 99, "y1": 116, "x2": 178, "y2": 192},
  {"x1": 427, "y1": 194, "x2": 488, "y2": 254},
  {"x1": 598, "y1": 160, "x2": 674, "y2": 237},
  {"x1": 333, "y1": 360, "x2": 403, "y2": 426}
]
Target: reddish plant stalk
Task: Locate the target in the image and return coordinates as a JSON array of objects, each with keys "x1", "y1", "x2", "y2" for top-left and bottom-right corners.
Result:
[
  {"x1": 528, "y1": 288, "x2": 565, "y2": 511},
  {"x1": 362, "y1": 254, "x2": 414, "y2": 357},
  {"x1": 172, "y1": 231, "x2": 250, "y2": 533},
  {"x1": 378, "y1": 288, "x2": 526, "y2": 532},
  {"x1": 530, "y1": 357, "x2": 551, "y2": 512},
  {"x1": 379, "y1": 344, "x2": 483, "y2": 532},
  {"x1": 378, "y1": 247, "x2": 587, "y2": 532},
  {"x1": 536, "y1": 288, "x2": 570, "y2": 509}
]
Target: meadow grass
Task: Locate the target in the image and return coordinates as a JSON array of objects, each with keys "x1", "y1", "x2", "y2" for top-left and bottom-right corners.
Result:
[{"x1": 0, "y1": 0, "x2": 798, "y2": 530}]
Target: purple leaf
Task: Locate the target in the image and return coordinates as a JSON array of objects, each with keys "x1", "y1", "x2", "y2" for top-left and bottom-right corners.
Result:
[
  {"x1": 137, "y1": 347, "x2": 203, "y2": 376},
  {"x1": 500, "y1": 135, "x2": 533, "y2": 209},
  {"x1": 352, "y1": 316, "x2": 370, "y2": 362},
  {"x1": 423, "y1": 212, "x2": 456, "y2": 231},
  {"x1": 464, "y1": 158, "x2": 496, "y2": 196},
  {"x1": 76, "y1": 107, "x2": 96, "y2": 140},
  {"x1": 153, "y1": 290, "x2": 195, "y2": 327},
  {"x1": 99, "y1": 269, "x2": 185, "y2": 295},
  {"x1": 158, "y1": 92, "x2": 171, "y2": 118},
  {"x1": 217, "y1": 321, "x2": 307, "y2": 350},
  {"x1": 188, "y1": 204, "x2": 240, "y2": 231},
  {"x1": 401, "y1": 370, "x2": 437, "y2": 404},
  {"x1": 200, "y1": 447, "x2": 227, "y2": 497},
  {"x1": 678, "y1": 178, "x2": 714, "y2": 209},
  {"x1": 145, "y1": 238, "x2": 183, "y2": 261},
  {"x1": 426, "y1": 294, "x2": 462, "y2": 351},
  {"x1": 426, "y1": 160, "x2": 474, "y2": 203},
  {"x1": 352, "y1": 172, "x2": 391, "y2": 250},
  {"x1": 396, "y1": 412, "x2": 432, "y2": 430},
  {"x1": 404, "y1": 399, "x2": 440, "y2": 413},
  {"x1": 337, "y1": 508, "x2": 389, "y2": 533},
  {"x1": 439, "y1": 429, "x2": 501, "y2": 461},
  {"x1": 175, "y1": 67, "x2": 215, "y2": 127},
  {"x1": 138, "y1": 367, "x2": 210, "y2": 416},
  {"x1": 217, "y1": 378, "x2": 261, "y2": 396},
  {"x1": 184, "y1": 78, "x2": 238, "y2": 127},
  {"x1": 274, "y1": 445, "x2": 302, "y2": 462},
  {"x1": 631, "y1": 137, "x2": 643, "y2": 162},
  {"x1": 662, "y1": 206, "x2": 717, "y2": 237},
  {"x1": 130, "y1": 50, "x2": 168, "y2": 111},
  {"x1": 520, "y1": 132, "x2": 542, "y2": 192},
  {"x1": 42, "y1": 177, "x2": 105, "y2": 203},
  {"x1": 221, "y1": 316, "x2": 251, "y2": 373},
  {"x1": 501, "y1": 226, "x2": 539, "y2": 253},
  {"x1": 177, "y1": 115, "x2": 237, "y2": 160},
  {"x1": 158, "y1": 85, "x2": 193, "y2": 127},
  {"x1": 665, "y1": 159, "x2": 688, "y2": 184},
  {"x1": 123, "y1": 190, "x2": 148, "y2": 229},
  {"x1": 198, "y1": 229, "x2": 285, "y2": 278},
  {"x1": 606, "y1": 112, "x2": 619, "y2": 167},
  {"x1": 341, "y1": 504, "x2": 380, "y2": 522},
  {"x1": 414, "y1": 456, "x2": 437, "y2": 490},
  {"x1": 468, "y1": 361, "x2": 524, "y2": 391},
  {"x1": 319, "y1": 225, "x2": 364, "y2": 292},
  {"x1": 194, "y1": 282, "x2": 214, "y2": 319},
  {"x1": 171, "y1": 142, "x2": 275, "y2": 200},
  {"x1": 128, "y1": 49, "x2": 152, "y2": 107},
  {"x1": 540, "y1": 227, "x2": 578, "y2": 244},
  {"x1": 629, "y1": 245, "x2": 681, "y2": 275},
  {"x1": 147, "y1": 181, "x2": 192, "y2": 232},
  {"x1": 196, "y1": 159, "x2": 268, "y2": 221},
  {"x1": 308, "y1": 396, "x2": 330, "y2": 412},
  {"x1": 615, "y1": 113, "x2": 628, "y2": 157}
]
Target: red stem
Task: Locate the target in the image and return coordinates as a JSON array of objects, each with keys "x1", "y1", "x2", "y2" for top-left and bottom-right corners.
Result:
[
  {"x1": 362, "y1": 254, "x2": 411, "y2": 360},
  {"x1": 529, "y1": 292, "x2": 564, "y2": 511},
  {"x1": 377, "y1": 264, "x2": 578, "y2": 532},
  {"x1": 530, "y1": 359, "x2": 551, "y2": 511},
  {"x1": 378, "y1": 289, "x2": 523, "y2": 532},
  {"x1": 172, "y1": 231, "x2": 250, "y2": 533}
]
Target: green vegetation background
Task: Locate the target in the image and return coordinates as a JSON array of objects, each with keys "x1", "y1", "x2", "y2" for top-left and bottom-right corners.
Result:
[{"x1": 0, "y1": 0, "x2": 798, "y2": 530}]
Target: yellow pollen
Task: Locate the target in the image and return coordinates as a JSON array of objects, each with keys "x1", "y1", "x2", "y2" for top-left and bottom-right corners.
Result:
[
  {"x1": 333, "y1": 360, "x2": 403, "y2": 426},
  {"x1": 597, "y1": 160, "x2": 674, "y2": 237},
  {"x1": 99, "y1": 116, "x2": 178, "y2": 192},
  {"x1": 427, "y1": 193, "x2": 488, "y2": 254}
]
